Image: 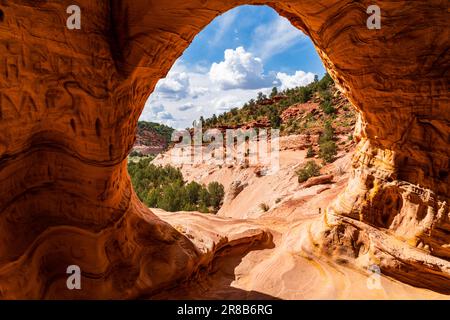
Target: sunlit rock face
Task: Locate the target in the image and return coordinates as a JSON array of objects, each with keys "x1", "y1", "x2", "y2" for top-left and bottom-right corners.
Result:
[{"x1": 0, "y1": 0, "x2": 448, "y2": 298}]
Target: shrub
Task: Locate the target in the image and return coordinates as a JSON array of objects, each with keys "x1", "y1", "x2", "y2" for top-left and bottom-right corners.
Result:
[
  {"x1": 297, "y1": 86, "x2": 312, "y2": 103},
  {"x1": 270, "y1": 114, "x2": 281, "y2": 128},
  {"x1": 130, "y1": 150, "x2": 143, "y2": 157},
  {"x1": 317, "y1": 73, "x2": 333, "y2": 91},
  {"x1": 270, "y1": 86, "x2": 278, "y2": 98},
  {"x1": 185, "y1": 181, "x2": 202, "y2": 204},
  {"x1": 296, "y1": 160, "x2": 321, "y2": 183},
  {"x1": 259, "y1": 202, "x2": 270, "y2": 212},
  {"x1": 319, "y1": 140, "x2": 337, "y2": 163},
  {"x1": 157, "y1": 181, "x2": 186, "y2": 212},
  {"x1": 306, "y1": 146, "x2": 315, "y2": 158},
  {"x1": 207, "y1": 181, "x2": 225, "y2": 211},
  {"x1": 320, "y1": 121, "x2": 335, "y2": 144},
  {"x1": 320, "y1": 100, "x2": 335, "y2": 114}
]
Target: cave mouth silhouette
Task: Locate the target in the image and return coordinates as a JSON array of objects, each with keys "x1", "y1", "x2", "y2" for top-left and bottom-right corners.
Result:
[
  {"x1": 0, "y1": 1, "x2": 447, "y2": 299},
  {"x1": 128, "y1": 4, "x2": 339, "y2": 214}
]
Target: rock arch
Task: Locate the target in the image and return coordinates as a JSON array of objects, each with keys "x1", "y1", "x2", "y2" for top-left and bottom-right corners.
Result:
[{"x1": 0, "y1": 0, "x2": 448, "y2": 298}]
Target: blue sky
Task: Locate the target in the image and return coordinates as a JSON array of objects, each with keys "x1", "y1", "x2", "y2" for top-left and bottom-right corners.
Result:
[{"x1": 141, "y1": 5, "x2": 326, "y2": 129}]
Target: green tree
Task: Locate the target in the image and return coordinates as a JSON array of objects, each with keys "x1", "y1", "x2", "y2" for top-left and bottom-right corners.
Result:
[
  {"x1": 185, "y1": 181, "x2": 202, "y2": 204},
  {"x1": 320, "y1": 121, "x2": 334, "y2": 143},
  {"x1": 320, "y1": 100, "x2": 335, "y2": 114},
  {"x1": 211, "y1": 114, "x2": 218, "y2": 125},
  {"x1": 298, "y1": 86, "x2": 313, "y2": 103},
  {"x1": 257, "y1": 92, "x2": 267, "y2": 103},
  {"x1": 296, "y1": 160, "x2": 321, "y2": 183},
  {"x1": 157, "y1": 182, "x2": 185, "y2": 211},
  {"x1": 207, "y1": 182, "x2": 225, "y2": 211},
  {"x1": 270, "y1": 87, "x2": 278, "y2": 98},
  {"x1": 270, "y1": 113, "x2": 281, "y2": 129},
  {"x1": 128, "y1": 161, "x2": 225, "y2": 213},
  {"x1": 306, "y1": 146, "x2": 315, "y2": 158},
  {"x1": 319, "y1": 140, "x2": 337, "y2": 163}
]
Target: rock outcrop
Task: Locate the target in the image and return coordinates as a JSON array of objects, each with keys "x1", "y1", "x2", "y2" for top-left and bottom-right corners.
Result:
[
  {"x1": 0, "y1": 0, "x2": 448, "y2": 298},
  {"x1": 302, "y1": 174, "x2": 334, "y2": 188}
]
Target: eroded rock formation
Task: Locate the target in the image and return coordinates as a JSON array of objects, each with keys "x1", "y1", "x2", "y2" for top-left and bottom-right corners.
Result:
[{"x1": 0, "y1": 0, "x2": 448, "y2": 298}]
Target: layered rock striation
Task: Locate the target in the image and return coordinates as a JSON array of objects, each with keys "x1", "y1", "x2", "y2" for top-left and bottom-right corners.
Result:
[{"x1": 0, "y1": 0, "x2": 448, "y2": 298}]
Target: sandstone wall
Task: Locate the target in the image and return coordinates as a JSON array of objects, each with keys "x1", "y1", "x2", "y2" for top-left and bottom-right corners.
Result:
[{"x1": 0, "y1": 0, "x2": 448, "y2": 298}]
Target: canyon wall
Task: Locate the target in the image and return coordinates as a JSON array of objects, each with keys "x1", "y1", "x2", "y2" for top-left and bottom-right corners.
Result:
[{"x1": 0, "y1": 0, "x2": 448, "y2": 298}]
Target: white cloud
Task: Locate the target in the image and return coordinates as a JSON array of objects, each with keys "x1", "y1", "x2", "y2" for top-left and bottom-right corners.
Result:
[
  {"x1": 178, "y1": 103, "x2": 195, "y2": 111},
  {"x1": 276, "y1": 70, "x2": 315, "y2": 90},
  {"x1": 141, "y1": 57, "x2": 314, "y2": 128},
  {"x1": 150, "y1": 104, "x2": 165, "y2": 114},
  {"x1": 153, "y1": 62, "x2": 209, "y2": 101},
  {"x1": 209, "y1": 9, "x2": 239, "y2": 46},
  {"x1": 140, "y1": 102, "x2": 175, "y2": 126},
  {"x1": 189, "y1": 86, "x2": 209, "y2": 98},
  {"x1": 141, "y1": 62, "x2": 315, "y2": 128},
  {"x1": 212, "y1": 96, "x2": 243, "y2": 113},
  {"x1": 250, "y1": 15, "x2": 305, "y2": 61},
  {"x1": 157, "y1": 111, "x2": 174, "y2": 120},
  {"x1": 209, "y1": 47, "x2": 274, "y2": 90},
  {"x1": 154, "y1": 71, "x2": 190, "y2": 100}
]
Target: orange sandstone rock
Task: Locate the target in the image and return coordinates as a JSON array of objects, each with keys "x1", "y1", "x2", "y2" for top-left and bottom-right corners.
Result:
[{"x1": 0, "y1": 0, "x2": 448, "y2": 298}]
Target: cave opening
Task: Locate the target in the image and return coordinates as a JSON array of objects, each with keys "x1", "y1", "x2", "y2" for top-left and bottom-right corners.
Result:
[
  {"x1": 127, "y1": 5, "x2": 357, "y2": 221},
  {"x1": 1, "y1": 0, "x2": 447, "y2": 299}
]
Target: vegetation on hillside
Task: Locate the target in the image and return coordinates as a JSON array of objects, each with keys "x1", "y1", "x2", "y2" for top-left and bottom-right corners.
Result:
[
  {"x1": 137, "y1": 121, "x2": 175, "y2": 144},
  {"x1": 128, "y1": 158, "x2": 224, "y2": 213},
  {"x1": 296, "y1": 160, "x2": 321, "y2": 183},
  {"x1": 318, "y1": 120, "x2": 337, "y2": 163},
  {"x1": 200, "y1": 73, "x2": 336, "y2": 132}
]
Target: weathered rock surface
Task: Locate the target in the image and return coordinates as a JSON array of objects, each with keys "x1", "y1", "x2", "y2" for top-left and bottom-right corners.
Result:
[
  {"x1": 0, "y1": 0, "x2": 448, "y2": 298},
  {"x1": 302, "y1": 174, "x2": 334, "y2": 188},
  {"x1": 226, "y1": 181, "x2": 249, "y2": 202}
]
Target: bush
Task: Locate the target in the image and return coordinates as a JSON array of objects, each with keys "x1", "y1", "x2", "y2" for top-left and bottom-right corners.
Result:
[
  {"x1": 320, "y1": 100, "x2": 335, "y2": 114},
  {"x1": 270, "y1": 87, "x2": 278, "y2": 98},
  {"x1": 259, "y1": 203, "x2": 270, "y2": 212},
  {"x1": 297, "y1": 86, "x2": 312, "y2": 103},
  {"x1": 306, "y1": 146, "x2": 315, "y2": 158},
  {"x1": 317, "y1": 73, "x2": 333, "y2": 91},
  {"x1": 207, "y1": 181, "x2": 225, "y2": 211},
  {"x1": 296, "y1": 160, "x2": 321, "y2": 183},
  {"x1": 270, "y1": 113, "x2": 281, "y2": 128},
  {"x1": 130, "y1": 150, "x2": 143, "y2": 157},
  {"x1": 319, "y1": 140, "x2": 337, "y2": 163},
  {"x1": 320, "y1": 121, "x2": 335, "y2": 144}
]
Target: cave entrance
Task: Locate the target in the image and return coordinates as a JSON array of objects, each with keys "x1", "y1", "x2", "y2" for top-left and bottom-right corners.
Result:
[{"x1": 127, "y1": 5, "x2": 358, "y2": 219}]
